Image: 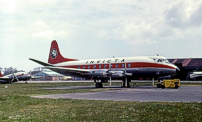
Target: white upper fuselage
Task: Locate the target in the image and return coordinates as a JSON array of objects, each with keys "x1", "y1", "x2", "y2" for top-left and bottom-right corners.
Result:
[{"x1": 53, "y1": 56, "x2": 178, "y2": 70}]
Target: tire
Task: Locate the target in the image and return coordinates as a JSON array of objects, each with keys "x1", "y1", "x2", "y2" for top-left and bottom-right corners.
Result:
[
  {"x1": 175, "y1": 85, "x2": 178, "y2": 89},
  {"x1": 95, "y1": 83, "x2": 100, "y2": 88},
  {"x1": 95, "y1": 83, "x2": 103, "y2": 88},
  {"x1": 157, "y1": 84, "x2": 161, "y2": 88},
  {"x1": 162, "y1": 85, "x2": 165, "y2": 89}
]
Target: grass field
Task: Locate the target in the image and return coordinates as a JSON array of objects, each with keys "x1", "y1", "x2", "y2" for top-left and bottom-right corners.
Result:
[{"x1": 0, "y1": 82, "x2": 201, "y2": 122}]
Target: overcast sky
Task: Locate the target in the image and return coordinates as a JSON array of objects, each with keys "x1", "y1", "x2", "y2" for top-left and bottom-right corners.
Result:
[{"x1": 0, "y1": 0, "x2": 201, "y2": 72}]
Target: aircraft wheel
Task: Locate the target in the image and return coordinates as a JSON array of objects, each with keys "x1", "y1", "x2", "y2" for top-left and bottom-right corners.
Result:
[
  {"x1": 175, "y1": 85, "x2": 178, "y2": 89},
  {"x1": 95, "y1": 83, "x2": 102, "y2": 88},
  {"x1": 162, "y1": 85, "x2": 165, "y2": 89}
]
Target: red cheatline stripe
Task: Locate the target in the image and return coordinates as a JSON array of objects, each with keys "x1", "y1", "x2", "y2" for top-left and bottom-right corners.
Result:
[{"x1": 60, "y1": 62, "x2": 175, "y2": 70}]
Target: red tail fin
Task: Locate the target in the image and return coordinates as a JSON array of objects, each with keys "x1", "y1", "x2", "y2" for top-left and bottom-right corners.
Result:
[
  {"x1": 48, "y1": 40, "x2": 78, "y2": 64},
  {"x1": 0, "y1": 71, "x2": 3, "y2": 77}
]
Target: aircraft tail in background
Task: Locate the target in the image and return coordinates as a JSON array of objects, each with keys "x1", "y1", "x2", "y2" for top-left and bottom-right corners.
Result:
[{"x1": 0, "y1": 71, "x2": 3, "y2": 77}]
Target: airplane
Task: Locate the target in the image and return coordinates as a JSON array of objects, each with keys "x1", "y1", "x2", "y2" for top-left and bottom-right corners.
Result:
[
  {"x1": 29, "y1": 40, "x2": 179, "y2": 88},
  {"x1": 61, "y1": 76, "x2": 72, "y2": 81},
  {"x1": 189, "y1": 71, "x2": 202, "y2": 80},
  {"x1": 0, "y1": 71, "x2": 44, "y2": 84}
]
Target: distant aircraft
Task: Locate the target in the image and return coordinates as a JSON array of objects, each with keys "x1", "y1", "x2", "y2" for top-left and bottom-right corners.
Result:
[
  {"x1": 61, "y1": 76, "x2": 72, "y2": 81},
  {"x1": 30, "y1": 40, "x2": 179, "y2": 88},
  {"x1": 189, "y1": 71, "x2": 202, "y2": 80},
  {"x1": 0, "y1": 71, "x2": 43, "y2": 84}
]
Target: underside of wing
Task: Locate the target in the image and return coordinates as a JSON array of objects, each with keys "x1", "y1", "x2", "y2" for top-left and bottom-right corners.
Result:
[{"x1": 45, "y1": 66, "x2": 91, "y2": 74}]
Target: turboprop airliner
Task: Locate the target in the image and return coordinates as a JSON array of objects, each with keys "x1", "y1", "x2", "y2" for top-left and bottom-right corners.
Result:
[
  {"x1": 29, "y1": 40, "x2": 179, "y2": 88},
  {"x1": 0, "y1": 71, "x2": 31, "y2": 84},
  {"x1": 0, "y1": 71, "x2": 43, "y2": 84}
]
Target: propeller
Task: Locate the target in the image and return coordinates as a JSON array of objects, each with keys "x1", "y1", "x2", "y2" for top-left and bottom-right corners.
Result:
[
  {"x1": 125, "y1": 63, "x2": 127, "y2": 87},
  {"x1": 11, "y1": 73, "x2": 19, "y2": 83},
  {"x1": 109, "y1": 63, "x2": 112, "y2": 86},
  {"x1": 29, "y1": 70, "x2": 32, "y2": 79}
]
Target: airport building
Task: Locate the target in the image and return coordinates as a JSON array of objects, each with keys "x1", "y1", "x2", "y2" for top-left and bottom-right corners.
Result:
[
  {"x1": 168, "y1": 58, "x2": 202, "y2": 80},
  {"x1": 32, "y1": 71, "x2": 64, "y2": 81}
]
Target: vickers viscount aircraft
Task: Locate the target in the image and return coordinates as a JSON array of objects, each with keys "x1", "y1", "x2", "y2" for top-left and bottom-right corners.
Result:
[
  {"x1": 29, "y1": 40, "x2": 179, "y2": 88},
  {"x1": 0, "y1": 71, "x2": 43, "y2": 84},
  {"x1": 0, "y1": 71, "x2": 31, "y2": 84}
]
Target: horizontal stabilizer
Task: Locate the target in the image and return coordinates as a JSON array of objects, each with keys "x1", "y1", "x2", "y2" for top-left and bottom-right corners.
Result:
[{"x1": 29, "y1": 58, "x2": 53, "y2": 66}]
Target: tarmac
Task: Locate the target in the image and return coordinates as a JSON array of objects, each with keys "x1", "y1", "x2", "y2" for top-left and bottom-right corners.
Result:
[{"x1": 32, "y1": 85, "x2": 202, "y2": 102}]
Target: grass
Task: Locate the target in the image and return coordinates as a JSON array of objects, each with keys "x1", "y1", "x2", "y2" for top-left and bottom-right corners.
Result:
[{"x1": 0, "y1": 82, "x2": 201, "y2": 122}]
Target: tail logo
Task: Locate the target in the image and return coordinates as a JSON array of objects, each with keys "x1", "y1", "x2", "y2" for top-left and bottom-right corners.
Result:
[{"x1": 50, "y1": 49, "x2": 58, "y2": 59}]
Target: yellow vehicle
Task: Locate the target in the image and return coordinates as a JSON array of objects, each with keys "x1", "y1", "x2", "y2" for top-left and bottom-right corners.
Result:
[{"x1": 157, "y1": 79, "x2": 180, "y2": 89}]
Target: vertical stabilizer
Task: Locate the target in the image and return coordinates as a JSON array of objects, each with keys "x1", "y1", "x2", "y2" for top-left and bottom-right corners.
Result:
[{"x1": 48, "y1": 40, "x2": 78, "y2": 64}]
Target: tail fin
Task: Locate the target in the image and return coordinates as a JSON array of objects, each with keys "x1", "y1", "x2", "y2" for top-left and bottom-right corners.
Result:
[
  {"x1": 0, "y1": 71, "x2": 3, "y2": 77},
  {"x1": 48, "y1": 40, "x2": 78, "y2": 64}
]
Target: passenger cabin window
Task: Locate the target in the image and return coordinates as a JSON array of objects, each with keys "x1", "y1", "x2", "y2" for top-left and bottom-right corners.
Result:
[
  {"x1": 78, "y1": 66, "x2": 80, "y2": 69},
  {"x1": 93, "y1": 65, "x2": 96, "y2": 69},
  {"x1": 122, "y1": 64, "x2": 125, "y2": 68},
  {"x1": 83, "y1": 66, "x2": 85, "y2": 69},
  {"x1": 99, "y1": 65, "x2": 101, "y2": 69},
  {"x1": 116, "y1": 64, "x2": 119, "y2": 68},
  {"x1": 88, "y1": 65, "x2": 90, "y2": 69},
  {"x1": 104, "y1": 65, "x2": 107, "y2": 68},
  {"x1": 128, "y1": 64, "x2": 131, "y2": 68}
]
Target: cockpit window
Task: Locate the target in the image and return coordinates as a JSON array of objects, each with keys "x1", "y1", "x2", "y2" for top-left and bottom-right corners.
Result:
[{"x1": 157, "y1": 59, "x2": 169, "y2": 63}]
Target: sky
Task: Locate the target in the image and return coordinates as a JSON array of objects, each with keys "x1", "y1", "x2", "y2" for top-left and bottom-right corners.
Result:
[{"x1": 0, "y1": 0, "x2": 201, "y2": 72}]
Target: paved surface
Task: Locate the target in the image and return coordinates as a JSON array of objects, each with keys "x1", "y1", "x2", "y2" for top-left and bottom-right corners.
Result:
[
  {"x1": 18, "y1": 80, "x2": 202, "y2": 83},
  {"x1": 32, "y1": 86, "x2": 202, "y2": 102}
]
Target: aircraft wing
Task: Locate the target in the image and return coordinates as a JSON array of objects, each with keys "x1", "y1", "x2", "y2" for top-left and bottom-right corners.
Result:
[
  {"x1": 45, "y1": 66, "x2": 91, "y2": 73},
  {"x1": 0, "y1": 77, "x2": 10, "y2": 80}
]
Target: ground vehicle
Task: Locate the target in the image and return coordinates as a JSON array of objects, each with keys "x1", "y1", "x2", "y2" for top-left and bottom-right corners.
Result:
[{"x1": 157, "y1": 79, "x2": 180, "y2": 89}]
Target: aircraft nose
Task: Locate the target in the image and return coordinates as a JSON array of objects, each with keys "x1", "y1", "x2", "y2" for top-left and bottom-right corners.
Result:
[
  {"x1": 173, "y1": 65, "x2": 180, "y2": 71},
  {"x1": 176, "y1": 67, "x2": 180, "y2": 71}
]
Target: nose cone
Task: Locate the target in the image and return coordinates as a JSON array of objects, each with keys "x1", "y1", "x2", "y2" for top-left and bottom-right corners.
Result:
[
  {"x1": 176, "y1": 67, "x2": 180, "y2": 71},
  {"x1": 173, "y1": 64, "x2": 180, "y2": 71}
]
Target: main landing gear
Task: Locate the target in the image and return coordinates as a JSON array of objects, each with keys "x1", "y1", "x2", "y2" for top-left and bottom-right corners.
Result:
[
  {"x1": 94, "y1": 78, "x2": 132, "y2": 88},
  {"x1": 95, "y1": 82, "x2": 103, "y2": 88},
  {"x1": 94, "y1": 79, "x2": 107, "y2": 88}
]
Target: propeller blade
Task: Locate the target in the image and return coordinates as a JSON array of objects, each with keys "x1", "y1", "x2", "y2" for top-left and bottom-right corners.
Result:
[
  {"x1": 109, "y1": 63, "x2": 112, "y2": 86},
  {"x1": 12, "y1": 73, "x2": 19, "y2": 82},
  {"x1": 29, "y1": 70, "x2": 32, "y2": 78},
  {"x1": 125, "y1": 63, "x2": 127, "y2": 87},
  {"x1": 109, "y1": 75, "x2": 112, "y2": 86},
  {"x1": 125, "y1": 77, "x2": 127, "y2": 87}
]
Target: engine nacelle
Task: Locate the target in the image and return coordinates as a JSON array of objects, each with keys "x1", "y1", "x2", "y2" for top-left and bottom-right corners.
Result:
[
  {"x1": 92, "y1": 70, "x2": 108, "y2": 78},
  {"x1": 109, "y1": 71, "x2": 124, "y2": 77}
]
